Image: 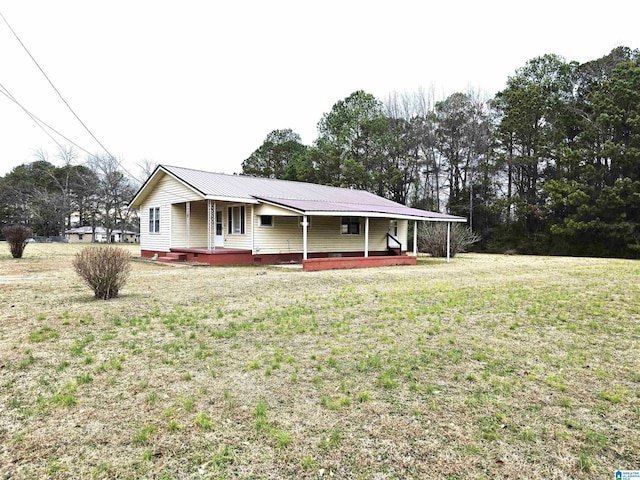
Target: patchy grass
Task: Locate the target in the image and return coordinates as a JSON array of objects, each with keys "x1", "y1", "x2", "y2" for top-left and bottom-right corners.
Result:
[{"x1": 1, "y1": 243, "x2": 639, "y2": 478}]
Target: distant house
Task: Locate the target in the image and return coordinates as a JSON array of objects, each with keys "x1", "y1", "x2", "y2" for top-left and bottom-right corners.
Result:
[
  {"x1": 65, "y1": 226, "x2": 139, "y2": 243},
  {"x1": 65, "y1": 226, "x2": 107, "y2": 243},
  {"x1": 129, "y1": 165, "x2": 465, "y2": 271},
  {"x1": 111, "y1": 229, "x2": 140, "y2": 243}
]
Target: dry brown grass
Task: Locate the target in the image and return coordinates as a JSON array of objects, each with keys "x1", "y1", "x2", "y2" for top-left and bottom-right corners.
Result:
[{"x1": 1, "y1": 243, "x2": 639, "y2": 479}]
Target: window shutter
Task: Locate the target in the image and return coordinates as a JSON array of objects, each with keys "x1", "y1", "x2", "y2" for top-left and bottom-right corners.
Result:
[
  {"x1": 240, "y1": 206, "x2": 245, "y2": 234},
  {"x1": 228, "y1": 207, "x2": 232, "y2": 234}
]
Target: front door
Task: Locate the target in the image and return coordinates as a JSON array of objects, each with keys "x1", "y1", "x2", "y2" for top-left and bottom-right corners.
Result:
[{"x1": 214, "y1": 210, "x2": 224, "y2": 247}]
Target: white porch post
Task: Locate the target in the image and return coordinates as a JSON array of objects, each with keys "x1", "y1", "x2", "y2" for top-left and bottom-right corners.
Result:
[
  {"x1": 186, "y1": 202, "x2": 191, "y2": 248},
  {"x1": 302, "y1": 215, "x2": 308, "y2": 261},
  {"x1": 447, "y1": 222, "x2": 451, "y2": 263},
  {"x1": 413, "y1": 220, "x2": 418, "y2": 256},
  {"x1": 168, "y1": 204, "x2": 172, "y2": 248},
  {"x1": 251, "y1": 205, "x2": 255, "y2": 254},
  {"x1": 212, "y1": 202, "x2": 217, "y2": 250},
  {"x1": 364, "y1": 217, "x2": 369, "y2": 258},
  {"x1": 207, "y1": 200, "x2": 212, "y2": 250}
]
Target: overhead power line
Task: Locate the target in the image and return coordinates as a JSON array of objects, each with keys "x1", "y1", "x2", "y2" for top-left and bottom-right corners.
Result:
[
  {"x1": 0, "y1": 10, "x2": 117, "y2": 161},
  {"x1": 0, "y1": 82, "x2": 92, "y2": 156},
  {"x1": 0, "y1": 82, "x2": 143, "y2": 183},
  {"x1": 0, "y1": 10, "x2": 144, "y2": 184}
]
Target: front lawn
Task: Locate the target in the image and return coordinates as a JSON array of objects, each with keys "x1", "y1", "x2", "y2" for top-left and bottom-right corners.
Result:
[{"x1": 1, "y1": 244, "x2": 638, "y2": 478}]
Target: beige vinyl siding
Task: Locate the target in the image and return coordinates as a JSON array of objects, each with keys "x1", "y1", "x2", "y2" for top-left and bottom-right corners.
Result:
[
  {"x1": 254, "y1": 216, "x2": 391, "y2": 255},
  {"x1": 140, "y1": 205, "x2": 169, "y2": 251},
  {"x1": 255, "y1": 204, "x2": 299, "y2": 216},
  {"x1": 171, "y1": 204, "x2": 186, "y2": 247},
  {"x1": 170, "y1": 201, "x2": 209, "y2": 248},
  {"x1": 363, "y1": 218, "x2": 390, "y2": 251},
  {"x1": 253, "y1": 215, "x2": 300, "y2": 254},
  {"x1": 398, "y1": 220, "x2": 408, "y2": 250},
  {"x1": 188, "y1": 201, "x2": 208, "y2": 247},
  {"x1": 140, "y1": 173, "x2": 203, "y2": 252}
]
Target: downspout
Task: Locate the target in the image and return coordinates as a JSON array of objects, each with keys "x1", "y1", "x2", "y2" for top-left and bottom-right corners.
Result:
[
  {"x1": 186, "y1": 202, "x2": 190, "y2": 249},
  {"x1": 207, "y1": 200, "x2": 212, "y2": 250}
]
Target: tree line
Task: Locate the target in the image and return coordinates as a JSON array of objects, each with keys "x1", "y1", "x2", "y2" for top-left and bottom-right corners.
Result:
[
  {"x1": 241, "y1": 47, "x2": 640, "y2": 258},
  {"x1": 0, "y1": 147, "x2": 143, "y2": 242}
]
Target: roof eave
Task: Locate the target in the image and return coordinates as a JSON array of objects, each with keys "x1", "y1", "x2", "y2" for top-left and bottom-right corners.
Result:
[
  {"x1": 204, "y1": 195, "x2": 259, "y2": 204},
  {"x1": 303, "y1": 210, "x2": 467, "y2": 221},
  {"x1": 253, "y1": 197, "x2": 304, "y2": 214},
  {"x1": 129, "y1": 165, "x2": 207, "y2": 208},
  {"x1": 129, "y1": 165, "x2": 164, "y2": 208}
]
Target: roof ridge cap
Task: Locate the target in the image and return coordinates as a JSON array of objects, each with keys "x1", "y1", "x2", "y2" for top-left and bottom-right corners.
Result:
[
  {"x1": 162, "y1": 165, "x2": 381, "y2": 192},
  {"x1": 256, "y1": 195, "x2": 394, "y2": 206},
  {"x1": 162, "y1": 164, "x2": 236, "y2": 177}
]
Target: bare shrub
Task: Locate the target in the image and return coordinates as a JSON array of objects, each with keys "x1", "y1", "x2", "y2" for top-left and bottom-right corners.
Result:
[
  {"x1": 2, "y1": 225, "x2": 33, "y2": 259},
  {"x1": 418, "y1": 222, "x2": 480, "y2": 258},
  {"x1": 73, "y1": 246, "x2": 132, "y2": 299}
]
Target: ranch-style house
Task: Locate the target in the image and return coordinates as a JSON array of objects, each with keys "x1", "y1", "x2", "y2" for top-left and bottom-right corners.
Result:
[{"x1": 129, "y1": 165, "x2": 466, "y2": 271}]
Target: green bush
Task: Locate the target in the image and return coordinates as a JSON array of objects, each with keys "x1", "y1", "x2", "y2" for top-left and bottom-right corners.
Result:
[
  {"x1": 418, "y1": 222, "x2": 480, "y2": 258},
  {"x1": 2, "y1": 225, "x2": 33, "y2": 259},
  {"x1": 73, "y1": 246, "x2": 132, "y2": 299}
]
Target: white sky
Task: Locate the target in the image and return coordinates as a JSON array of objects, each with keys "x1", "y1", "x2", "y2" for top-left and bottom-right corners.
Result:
[{"x1": 1, "y1": 1, "x2": 638, "y2": 181}]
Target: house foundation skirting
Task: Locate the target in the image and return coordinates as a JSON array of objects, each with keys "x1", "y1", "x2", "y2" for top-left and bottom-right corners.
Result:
[
  {"x1": 142, "y1": 248, "x2": 255, "y2": 266},
  {"x1": 302, "y1": 255, "x2": 417, "y2": 272},
  {"x1": 141, "y1": 249, "x2": 413, "y2": 269}
]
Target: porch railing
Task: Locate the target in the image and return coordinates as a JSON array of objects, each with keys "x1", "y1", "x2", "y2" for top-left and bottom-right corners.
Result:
[{"x1": 387, "y1": 233, "x2": 402, "y2": 250}]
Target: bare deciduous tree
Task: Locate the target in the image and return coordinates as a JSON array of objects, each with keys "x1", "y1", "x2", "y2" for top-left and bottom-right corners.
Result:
[
  {"x1": 137, "y1": 158, "x2": 157, "y2": 180},
  {"x1": 89, "y1": 154, "x2": 137, "y2": 243}
]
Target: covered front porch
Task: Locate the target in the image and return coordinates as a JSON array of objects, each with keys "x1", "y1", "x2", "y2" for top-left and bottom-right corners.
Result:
[{"x1": 159, "y1": 199, "x2": 459, "y2": 270}]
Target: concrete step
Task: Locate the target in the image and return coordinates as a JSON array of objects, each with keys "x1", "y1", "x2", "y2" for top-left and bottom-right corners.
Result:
[
  {"x1": 165, "y1": 252, "x2": 187, "y2": 261},
  {"x1": 157, "y1": 256, "x2": 177, "y2": 263}
]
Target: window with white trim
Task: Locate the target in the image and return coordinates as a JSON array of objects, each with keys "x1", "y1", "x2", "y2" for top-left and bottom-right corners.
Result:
[
  {"x1": 259, "y1": 215, "x2": 273, "y2": 227},
  {"x1": 341, "y1": 216, "x2": 360, "y2": 235},
  {"x1": 228, "y1": 206, "x2": 245, "y2": 234},
  {"x1": 149, "y1": 207, "x2": 160, "y2": 233}
]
